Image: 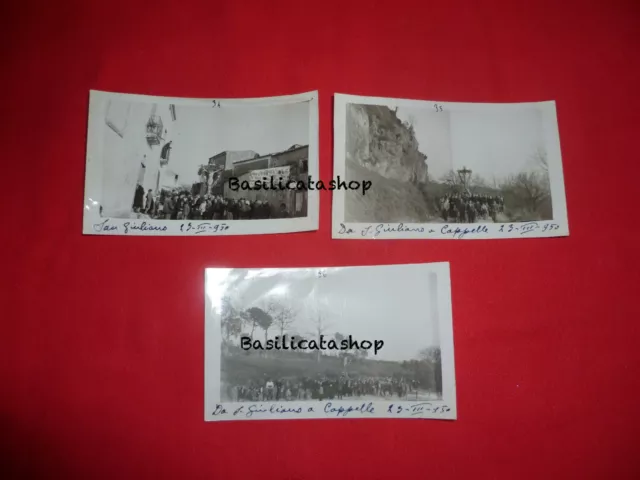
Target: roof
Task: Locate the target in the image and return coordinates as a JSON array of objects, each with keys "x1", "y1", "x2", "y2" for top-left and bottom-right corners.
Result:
[
  {"x1": 209, "y1": 150, "x2": 260, "y2": 170},
  {"x1": 233, "y1": 154, "x2": 271, "y2": 165},
  {"x1": 209, "y1": 150, "x2": 259, "y2": 160},
  {"x1": 280, "y1": 144, "x2": 307, "y2": 154},
  {"x1": 234, "y1": 144, "x2": 309, "y2": 164}
]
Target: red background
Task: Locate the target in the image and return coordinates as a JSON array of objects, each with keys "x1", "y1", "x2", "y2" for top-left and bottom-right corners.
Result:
[{"x1": 2, "y1": 0, "x2": 639, "y2": 478}]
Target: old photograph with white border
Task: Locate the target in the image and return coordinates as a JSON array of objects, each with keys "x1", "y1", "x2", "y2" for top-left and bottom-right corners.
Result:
[
  {"x1": 83, "y1": 90, "x2": 318, "y2": 236},
  {"x1": 332, "y1": 93, "x2": 569, "y2": 240},
  {"x1": 204, "y1": 263, "x2": 456, "y2": 421}
]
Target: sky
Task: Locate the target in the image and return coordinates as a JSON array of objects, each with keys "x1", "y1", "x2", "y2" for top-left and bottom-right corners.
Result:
[
  {"x1": 165, "y1": 101, "x2": 309, "y2": 184},
  {"x1": 395, "y1": 106, "x2": 544, "y2": 183},
  {"x1": 206, "y1": 265, "x2": 443, "y2": 362}
]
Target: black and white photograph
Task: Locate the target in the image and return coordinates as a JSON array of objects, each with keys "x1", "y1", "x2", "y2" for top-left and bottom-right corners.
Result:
[
  {"x1": 83, "y1": 90, "x2": 318, "y2": 236},
  {"x1": 332, "y1": 93, "x2": 568, "y2": 239},
  {"x1": 204, "y1": 263, "x2": 456, "y2": 421}
]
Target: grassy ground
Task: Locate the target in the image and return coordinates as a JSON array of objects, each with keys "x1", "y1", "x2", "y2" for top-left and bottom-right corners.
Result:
[
  {"x1": 221, "y1": 351, "x2": 409, "y2": 384},
  {"x1": 345, "y1": 161, "x2": 435, "y2": 223},
  {"x1": 345, "y1": 161, "x2": 514, "y2": 223}
]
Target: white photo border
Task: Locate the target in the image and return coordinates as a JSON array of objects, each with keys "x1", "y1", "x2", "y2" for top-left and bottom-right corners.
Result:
[
  {"x1": 204, "y1": 262, "x2": 457, "y2": 422},
  {"x1": 332, "y1": 93, "x2": 569, "y2": 240},
  {"x1": 83, "y1": 90, "x2": 319, "y2": 236}
]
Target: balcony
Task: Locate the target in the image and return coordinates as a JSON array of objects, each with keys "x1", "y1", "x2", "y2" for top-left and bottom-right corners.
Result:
[{"x1": 146, "y1": 115, "x2": 164, "y2": 146}]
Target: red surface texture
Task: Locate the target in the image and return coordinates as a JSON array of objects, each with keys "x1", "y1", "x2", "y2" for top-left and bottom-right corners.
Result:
[{"x1": 2, "y1": 0, "x2": 640, "y2": 478}]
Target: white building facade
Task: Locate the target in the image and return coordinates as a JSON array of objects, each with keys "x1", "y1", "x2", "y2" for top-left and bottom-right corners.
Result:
[{"x1": 100, "y1": 100, "x2": 178, "y2": 218}]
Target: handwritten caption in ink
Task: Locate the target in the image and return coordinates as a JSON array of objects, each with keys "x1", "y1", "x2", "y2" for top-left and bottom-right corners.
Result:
[
  {"x1": 210, "y1": 401, "x2": 451, "y2": 419},
  {"x1": 92, "y1": 219, "x2": 231, "y2": 235},
  {"x1": 386, "y1": 402, "x2": 451, "y2": 416},
  {"x1": 338, "y1": 221, "x2": 561, "y2": 239},
  {"x1": 179, "y1": 222, "x2": 230, "y2": 234}
]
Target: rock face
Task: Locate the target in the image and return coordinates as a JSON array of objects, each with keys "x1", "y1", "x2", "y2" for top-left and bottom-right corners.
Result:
[
  {"x1": 346, "y1": 104, "x2": 428, "y2": 184},
  {"x1": 344, "y1": 162, "x2": 432, "y2": 223},
  {"x1": 344, "y1": 104, "x2": 433, "y2": 223}
]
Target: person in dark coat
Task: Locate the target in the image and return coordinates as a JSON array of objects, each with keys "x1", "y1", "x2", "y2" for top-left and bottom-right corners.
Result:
[
  {"x1": 278, "y1": 203, "x2": 290, "y2": 218},
  {"x1": 144, "y1": 189, "x2": 154, "y2": 214},
  {"x1": 133, "y1": 184, "x2": 144, "y2": 212},
  {"x1": 261, "y1": 201, "x2": 272, "y2": 219},
  {"x1": 164, "y1": 195, "x2": 174, "y2": 220},
  {"x1": 466, "y1": 202, "x2": 476, "y2": 223}
]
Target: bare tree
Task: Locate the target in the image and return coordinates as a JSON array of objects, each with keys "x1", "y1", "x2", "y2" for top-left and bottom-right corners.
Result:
[
  {"x1": 307, "y1": 306, "x2": 332, "y2": 363},
  {"x1": 310, "y1": 309, "x2": 331, "y2": 339},
  {"x1": 418, "y1": 347, "x2": 442, "y2": 397},
  {"x1": 470, "y1": 173, "x2": 487, "y2": 188},
  {"x1": 220, "y1": 296, "x2": 242, "y2": 343},
  {"x1": 440, "y1": 169, "x2": 490, "y2": 193},
  {"x1": 510, "y1": 171, "x2": 549, "y2": 212},
  {"x1": 238, "y1": 309, "x2": 251, "y2": 340},
  {"x1": 530, "y1": 146, "x2": 548, "y2": 173},
  {"x1": 419, "y1": 346, "x2": 441, "y2": 363},
  {"x1": 495, "y1": 147, "x2": 552, "y2": 221},
  {"x1": 267, "y1": 301, "x2": 296, "y2": 338},
  {"x1": 334, "y1": 332, "x2": 345, "y2": 358},
  {"x1": 441, "y1": 170, "x2": 462, "y2": 188}
]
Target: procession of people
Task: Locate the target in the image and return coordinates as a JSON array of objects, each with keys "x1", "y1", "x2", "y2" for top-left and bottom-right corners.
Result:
[
  {"x1": 131, "y1": 186, "x2": 291, "y2": 220},
  {"x1": 225, "y1": 374, "x2": 424, "y2": 402},
  {"x1": 436, "y1": 192, "x2": 504, "y2": 223}
]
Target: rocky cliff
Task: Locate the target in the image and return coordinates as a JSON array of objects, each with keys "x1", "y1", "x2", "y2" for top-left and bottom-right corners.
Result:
[
  {"x1": 346, "y1": 104, "x2": 428, "y2": 184},
  {"x1": 345, "y1": 104, "x2": 432, "y2": 222}
]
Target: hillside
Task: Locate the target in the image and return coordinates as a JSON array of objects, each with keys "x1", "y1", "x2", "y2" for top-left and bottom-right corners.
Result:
[
  {"x1": 222, "y1": 351, "x2": 408, "y2": 384},
  {"x1": 345, "y1": 104, "x2": 435, "y2": 222},
  {"x1": 345, "y1": 161, "x2": 436, "y2": 223}
]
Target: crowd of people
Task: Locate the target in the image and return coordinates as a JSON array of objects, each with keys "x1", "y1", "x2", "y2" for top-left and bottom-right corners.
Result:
[
  {"x1": 225, "y1": 375, "x2": 421, "y2": 402},
  {"x1": 436, "y1": 193, "x2": 504, "y2": 223},
  {"x1": 132, "y1": 185, "x2": 291, "y2": 220}
]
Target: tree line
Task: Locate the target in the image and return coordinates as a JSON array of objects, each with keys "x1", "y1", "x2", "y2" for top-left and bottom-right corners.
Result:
[
  {"x1": 219, "y1": 297, "x2": 438, "y2": 368},
  {"x1": 220, "y1": 296, "x2": 372, "y2": 363},
  {"x1": 426, "y1": 147, "x2": 552, "y2": 221},
  {"x1": 221, "y1": 297, "x2": 296, "y2": 344}
]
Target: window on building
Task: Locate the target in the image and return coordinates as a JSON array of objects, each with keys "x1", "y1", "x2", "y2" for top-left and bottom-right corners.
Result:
[
  {"x1": 146, "y1": 115, "x2": 164, "y2": 146},
  {"x1": 301, "y1": 159, "x2": 308, "y2": 173}
]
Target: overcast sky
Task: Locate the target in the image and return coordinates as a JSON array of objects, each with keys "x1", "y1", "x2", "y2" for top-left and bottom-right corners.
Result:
[
  {"x1": 206, "y1": 265, "x2": 444, "y2": 362},
  {"x1": 163, "y1": 101, "x2": 309, "y2": 183},
  {"x1": 395, "y1": 106, "x2": 544, "y2": 182}
]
